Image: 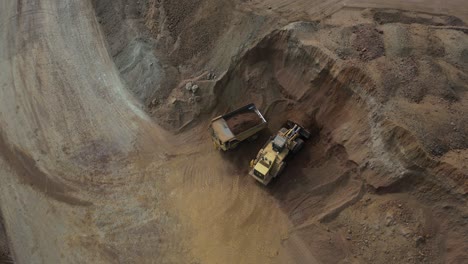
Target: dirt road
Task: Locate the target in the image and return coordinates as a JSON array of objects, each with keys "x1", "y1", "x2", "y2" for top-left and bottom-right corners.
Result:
[{"x1": 1, "y1": 0, "x2": 467, "y2": 264}]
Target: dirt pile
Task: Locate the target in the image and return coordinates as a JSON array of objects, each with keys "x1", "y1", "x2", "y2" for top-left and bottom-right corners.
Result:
[
  {"x1": 350, "y1": 24, "x2": 385, "y2": 61},
  {"x1": 226, "y1": 111, "x2": 262, "y2": 135}
]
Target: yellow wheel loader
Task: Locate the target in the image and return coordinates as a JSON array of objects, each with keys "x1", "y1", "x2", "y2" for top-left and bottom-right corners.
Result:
[{"x1": 249, "y1": 120, "x2": 310, "y2": 185}]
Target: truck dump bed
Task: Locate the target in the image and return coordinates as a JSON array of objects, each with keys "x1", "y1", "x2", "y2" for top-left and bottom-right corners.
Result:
[
  {"x1": 225, "y1": 109, "x2": 263, "y2": 135},
  {"x1": 211, "y1": 104, "x2": 267, "y2": 147}
]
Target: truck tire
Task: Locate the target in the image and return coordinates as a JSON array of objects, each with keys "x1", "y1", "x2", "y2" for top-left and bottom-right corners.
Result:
[
  {"x1": 292, "y1": 138, "x2": 304, "y2": 154},
  {"x1": 229, "y1": 140, "x2": 240, "y2": 149},
  {"x1": 247, "y1": 134, "x2": 259, "y2": 142}
]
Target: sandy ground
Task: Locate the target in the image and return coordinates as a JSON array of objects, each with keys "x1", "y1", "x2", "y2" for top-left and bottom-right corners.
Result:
[{"x1": 1, "y1": 0, "x2": 467, "y2": 264}]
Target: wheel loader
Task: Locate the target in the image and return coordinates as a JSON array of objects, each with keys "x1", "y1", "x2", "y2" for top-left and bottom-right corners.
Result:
[{"x1": 249, "y1": 120, "x2": 311, "y2": 185}]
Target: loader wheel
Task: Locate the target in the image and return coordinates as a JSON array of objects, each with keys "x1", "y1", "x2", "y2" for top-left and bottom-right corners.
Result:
[
  {"x1": 292, "y1": 138, "x2": 304, "y2": 154},
  {"x1": 275, "y1": 162, "x2": 286, "y2": 178}
]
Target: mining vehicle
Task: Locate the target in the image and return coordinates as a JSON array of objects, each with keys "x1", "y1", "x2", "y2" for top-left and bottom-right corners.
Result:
[
  {"x1": 249, "y1": 120, "x2": 310, "y2": 185},
  {"x1": 210, "y1": 103, "x2": 267, "y2": 151}
]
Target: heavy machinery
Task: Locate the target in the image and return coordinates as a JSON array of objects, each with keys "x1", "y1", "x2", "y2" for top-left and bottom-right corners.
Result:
[
  {"x1": 210, "y1": 103, "x2": 267, "y2": 151},
  {"x1": 249, "y1": 120, "x2": 310, "y2": 185}
]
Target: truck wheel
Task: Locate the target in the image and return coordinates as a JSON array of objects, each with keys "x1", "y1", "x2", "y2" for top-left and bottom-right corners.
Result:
[
  {"x1": 229, "y1": 140, "x2": 240, "y2": 149},
  {"x1": 247, "y1": 134, "x2": 259, "y2": 142},
  {"x1": 292, "y1": 138, "x2": 304, "y2": 154}
]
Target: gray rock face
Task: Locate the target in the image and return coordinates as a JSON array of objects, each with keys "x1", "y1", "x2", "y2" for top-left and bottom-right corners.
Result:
[{"x1": 114, "y1": 40, "x2": 166, "y2": 103}]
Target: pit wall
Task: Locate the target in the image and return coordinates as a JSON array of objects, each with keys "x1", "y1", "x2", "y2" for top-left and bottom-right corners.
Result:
[{"x1": 213, "y1": 27, "x2": 467, "y2": 197}]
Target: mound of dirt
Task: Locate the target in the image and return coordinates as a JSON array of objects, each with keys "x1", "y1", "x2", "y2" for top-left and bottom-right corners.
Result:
[
  {"x1": 351, "y1": 24, "x2": 385, "y2": 61},
  {"x1": 226, "y1": 111, "x2": 262, "y2": 135}
]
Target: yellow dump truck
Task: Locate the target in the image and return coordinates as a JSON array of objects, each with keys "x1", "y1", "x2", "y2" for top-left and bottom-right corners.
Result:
[
  {"x1": 249, "y1": 120, "x2": 310, "y2": 185},
  {"x1": 210, "y1": 103, "x2": 267, "y2": 151}
]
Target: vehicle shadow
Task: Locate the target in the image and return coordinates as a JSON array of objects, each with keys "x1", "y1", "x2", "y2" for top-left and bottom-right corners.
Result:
[
  {"x1": 218, "y1": 129, "x2": 273, "y2": 176},
  {"x1": 266, "y1": 133, "x2": 322, "y2": 197}
]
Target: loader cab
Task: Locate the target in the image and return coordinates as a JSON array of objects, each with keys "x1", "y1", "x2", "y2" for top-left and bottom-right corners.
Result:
[
  {"x1": 272, "y1": 135, "x2": 287, "y2": 152},
  {"x1": 252, "y1": 152, "x2": 276, "y2": 181}
]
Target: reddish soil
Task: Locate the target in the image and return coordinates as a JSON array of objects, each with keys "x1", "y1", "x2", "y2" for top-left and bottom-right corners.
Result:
[{"x1": 225, "y1": 111, "x2": 262, "y2": 135}]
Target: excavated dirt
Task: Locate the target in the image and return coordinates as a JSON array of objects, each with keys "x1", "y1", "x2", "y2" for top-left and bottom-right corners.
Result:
[
  {"x1": 226, "y1": 111, "x2": 262, "y2": 136},
  {"x1": 1, "y1": 0, "x2": 468, "y2": 264}
]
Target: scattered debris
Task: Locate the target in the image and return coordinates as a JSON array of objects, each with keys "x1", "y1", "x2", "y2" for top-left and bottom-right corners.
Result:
[
  {"x1": 191, "y1": 84, "x2": 199, "y2": 94},
  {"x1": 185, "y1": 82, "x2": 193, "y2": 91},
  {"x1": 207, "y1": 72, "x2": 217, "y2": 80}
]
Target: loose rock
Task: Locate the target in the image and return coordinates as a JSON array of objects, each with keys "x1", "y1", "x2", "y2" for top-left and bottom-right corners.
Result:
[
  {"x1": 191, "y1": 84, "x2": 199, "y2": 94},
  {"x1": 185, "y1": 82, "x2": 193, "y2": 91}
]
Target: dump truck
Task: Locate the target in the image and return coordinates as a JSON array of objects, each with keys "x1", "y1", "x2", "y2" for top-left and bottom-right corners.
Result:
[
  {"x1": 210, "y1": 103, "x2": 267, "y2": 151},
  {"x1": 249, "y1": 120, "x2": 311, "y2": 185}
]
